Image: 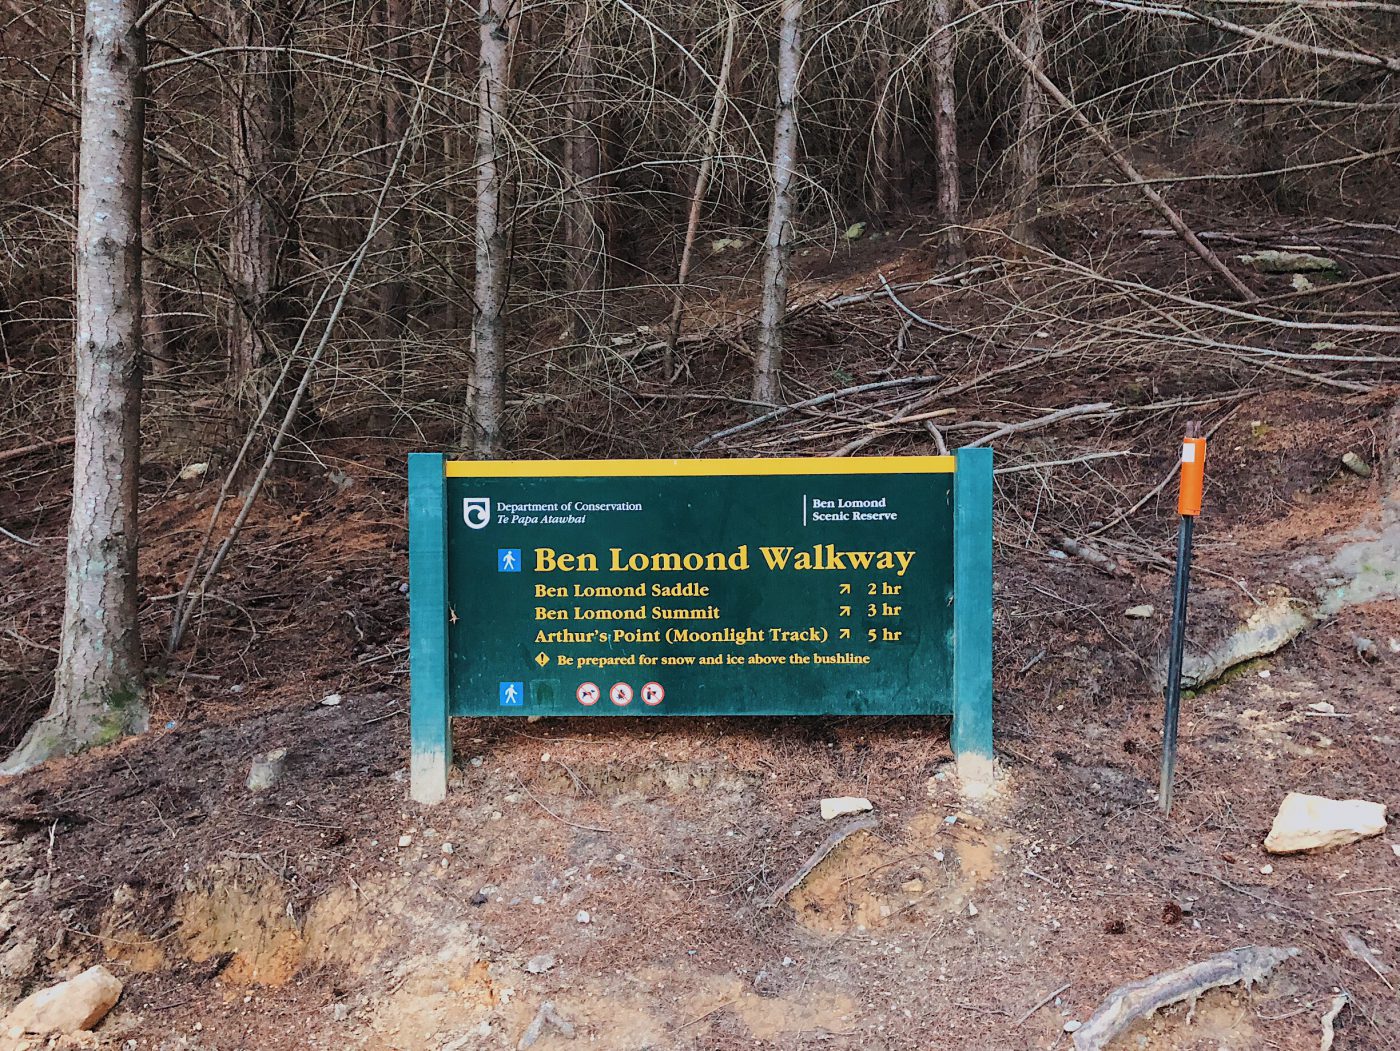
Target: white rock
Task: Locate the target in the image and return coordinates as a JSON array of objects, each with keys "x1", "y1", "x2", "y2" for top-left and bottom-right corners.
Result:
[
  {"x1": 820, "y1": 796, "x2": 873, "y2": 821},
  {"x1": 320, "y1": 693, "x2": 342, "y2": 707},
  {"x1": 2, "y1": 965, "x2": 123, "y2": 1036},
  {"x1": 1392, "y1": 844, "x2": 1400, "y2": 858},
  {"x1": 1259, "y1": 864, "x2": 1273, "y2": 875},
  {"x1": 178, "y1": 462, "x2": 208, "y2": 482},
  {"x1": 524, "y1": 954, "x2": 556, "y2": 974},
  {"x1": 1308, "y1": 701, "x2": 1337, "y2": 715},
  {"x1": 1124, "y1": 604, "x2": 1155, "y2": 619},
  {"x1": 967, "y1": 901, "x2": 978, "y2": 917},
  {"x1": 1063, "y1": 1020, "x2": 1082, "y2": 1033},
  {"x1": 1264, "y1": 792, "x2": 1387, "y2": 854},
  {"x1": 575, "y1": 910, "x2": 590, "y2": 924},
  {"x1": 398, "y1": 834, "x2": 413, "y2": 848}
]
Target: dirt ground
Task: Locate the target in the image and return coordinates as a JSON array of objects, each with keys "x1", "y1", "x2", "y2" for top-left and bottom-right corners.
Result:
[{"x1": 3, "y1": 198, "x2": 1400, "y2": 1049}]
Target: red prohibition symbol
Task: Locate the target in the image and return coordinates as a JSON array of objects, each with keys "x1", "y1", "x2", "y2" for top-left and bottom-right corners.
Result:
[
  {"x1": 609, "y1": 683, "x2": 634, "y2": 706},
  {"x1": 641, "y1": 682, "x2": 665, "y2": 706},
  {"x1": 576, "y1": 682, "x2": 600, "y2": 706}
]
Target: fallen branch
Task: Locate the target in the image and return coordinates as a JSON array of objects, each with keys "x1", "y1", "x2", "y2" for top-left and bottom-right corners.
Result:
[
  {"x1": 1073, "y1": 945, "x2": 1298, "y2": 1051},
  {"x1": 788, "y1": 264, "x2": 998, "y2": 318},
  {"x1": 1014, "y1": 980, "x2": 1071, "y2": 1026},
  {"x1": 0, "y1": 526, "x2": 39, "y2": 548},
  {"x1": 966, "y1": 401, "x2": 1114, "y2": 448},
  {"x1": 835, "y1": 348, "x2": 1069, "y2": 456},
  {"x1": 0, "y1": 435, "x2": 74, "y2": 465},
  {"x1": 875, "y1": 273, "x2": 961, "y2": 333},
  {"x1": 995, "y1": 451, "x2": 1134, "y2": 475},
  {"x1": 1058, "y1": 537, "x2": 1134, "y2": 577},
  {"x1": 692, "y1": 376, "x2": 939, "y2": 451},
  {"x1": 763, "y1": 814, "x2": 878, "y2": 906}
]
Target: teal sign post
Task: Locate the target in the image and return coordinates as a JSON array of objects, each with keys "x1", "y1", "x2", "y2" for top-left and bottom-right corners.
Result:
[{"x1": 408, "y1": 452, "x2": 993, "y2": 803}]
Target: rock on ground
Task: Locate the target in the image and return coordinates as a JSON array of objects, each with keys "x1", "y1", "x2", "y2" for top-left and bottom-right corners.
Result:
[
  {"x1": 246, "y1": 748, "x2": 289, "y2": 792},
  {"x1": 2, "y1": 965, "x2": 122, "y2": 1037},
  {"x1": 1263, "y1": 792, "x2": 1387, "y2": 854},
  {"x1": 820, "y1": 797, "x2": 873, "y2": 820}
]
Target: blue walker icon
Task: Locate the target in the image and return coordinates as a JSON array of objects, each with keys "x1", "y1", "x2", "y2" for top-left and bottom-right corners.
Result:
[
  {"x1": 498, "y1": 549, "x2": 521, "y2": 572},
  {"x1": 499, "y1": 682, "x2": 524, "y2": 707}
]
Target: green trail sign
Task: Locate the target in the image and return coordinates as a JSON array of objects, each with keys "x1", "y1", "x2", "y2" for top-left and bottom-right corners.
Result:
[{"x1": 408, "y1": 452, "x2": 993, "y2": 803}]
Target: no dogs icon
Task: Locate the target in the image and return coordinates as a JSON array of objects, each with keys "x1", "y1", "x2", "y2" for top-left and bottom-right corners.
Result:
[{"x1": 576, "y1": 682, "x2": 600, "y2": 706}]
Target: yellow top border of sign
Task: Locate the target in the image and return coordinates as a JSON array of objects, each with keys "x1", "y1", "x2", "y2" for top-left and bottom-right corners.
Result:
[{"x1": 445, "y1": 455, "x2": 956, "y2": 478}]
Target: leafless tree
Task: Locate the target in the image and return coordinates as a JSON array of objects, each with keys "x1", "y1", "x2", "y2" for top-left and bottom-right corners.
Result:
[
  {"x1": 929, "y1": 0, "x2": 964, "y2": 265},
  {"x1": 752, "y1": 0, "x2": 803, "y2": 405},
  {"x1": 464, "y1": 0, "x2": 513, "y2": 456},
  {"x1": 5, "y1": 0, "x2": 147, "y2": 773},
  {"x1": 225, "y1": 0, "x2": 302, "y2": 393}
]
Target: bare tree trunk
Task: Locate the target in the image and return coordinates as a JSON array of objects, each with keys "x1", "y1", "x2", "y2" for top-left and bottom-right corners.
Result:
[
  {"x1": 5, "y1": 0, "x2": 147, "y2": 773},
  {"x1": 563, "y1": 0, "x2": 604, "y2": 340},
  {"x1": 869, "y1": 2, "x2": 903, "y2": 213},
  {"x1": 665, "y1": 5, "x2": 736, "y2": 376},
  {"x1": 751, "y1": 0, "x2": 802, "y2": 406},
  {"x1": 376, "y1": 0, "x2": 411, "y2": 342},
  {"x1": 142, "y1": 145, "x2": 170, "y2": 376},
  {"x1": 464, "y1": 0, "x2": 511, "y2": 456},
  {"x1": 1010, "y1": 0, "x2": 1045, "y2": 244},
  {"x1": 929, "y1": 0, "x2": 964, "y2": 266},
  {"x1": 225, "y1": 0, "x2": 301, "y2": 391},
  {"x1": 443, "y1": 26, "x2": 470, "y2": 334}
]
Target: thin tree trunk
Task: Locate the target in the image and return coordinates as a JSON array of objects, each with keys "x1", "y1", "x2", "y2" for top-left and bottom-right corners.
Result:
[
  {"x1": 929, "y1": 0, "x2": 964, "y2": 265},
  {"x1": 225, "y1": 0, "x2": 301, "y2": 390},
  {"x1": 869, "y1": 2, "x2": 902, "y2": 213},
  {"x1": 142, "y1": 144, "x2": 170, "y2": 375},
  {"x1": 376, "y1": 0, "x2": 411, "y2": 342},
  {"x1": 464, "y1": 0, "x2": 512, "y2": 456},
  {"x1": 563, "y1": 0, "x2": 604, "y2": 341},
  {"x1": 1010, "y1": 0, "x2": 1045, "y2": 244},
  {"x1": 5, "y1": 0, "x2": 147, "y2": 773},
  {"x1": 443, "y1": 26, "x2": 470, "y2": 333},
  {"x1": 752, "y1": 0, "x2": 802, "y2": 406},
  {"x1": 665, "y1": 6, "x2": 736, "y2": 376}
]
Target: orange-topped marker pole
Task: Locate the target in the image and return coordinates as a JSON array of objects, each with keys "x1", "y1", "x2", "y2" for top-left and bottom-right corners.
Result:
[{"x1": 1160, "y1": 422, "x2": 1206, "y2": 814}]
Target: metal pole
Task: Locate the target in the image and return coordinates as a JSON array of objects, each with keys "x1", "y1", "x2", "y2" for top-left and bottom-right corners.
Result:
[{"x1": 1159, "y1": 513, "x2": 1194, "y2": 814}]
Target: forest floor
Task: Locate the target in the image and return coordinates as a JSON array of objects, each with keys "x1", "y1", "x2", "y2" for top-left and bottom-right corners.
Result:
[{"x1": 3, "y1": 198, "x2": 1400, "y2": 1050}]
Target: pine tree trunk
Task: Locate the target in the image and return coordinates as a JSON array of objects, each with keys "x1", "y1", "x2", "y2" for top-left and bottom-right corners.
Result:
[
  {"x1": 752, "y1": 0, "x2": 802, "y2": 406},
  {"x1": 869, "y1": 2, "x2": 903, "y2": 213},
  {"x1": 5, "y1": 0, "x2": 147, "y2": 774},
  {"x1": 142, "y1": 145, "x2": 170, "y2": 376},
  {"x1": 665, "y1": 6, "x2": 736, "y2": 375},
  {"x1": 464, "y1": 0, "x2": 511, "y2": 457},
  {"x1": 563, "y1": 0, "x2": 604, "y2": 340},
  {"x1": 443, "y1": 18, "x2": 474, "y2": 335},
  {"x1": 929, "y1": 0, "x2": 964, "y2": 265},
  {"x1": 376, "y1": 0, "x2": 411, "y2": 343},
  {"x1": 225, "y1": 0, "x2": 301, "y2": 391},
  {"x1": 1010, "y1": 0, "x2": 1045, "y2": 245}
]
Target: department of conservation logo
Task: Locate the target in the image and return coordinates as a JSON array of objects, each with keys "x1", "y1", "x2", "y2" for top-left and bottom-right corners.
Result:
[{"x1": 463, "y1": 497, "x2": 491, "y2": 529}]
